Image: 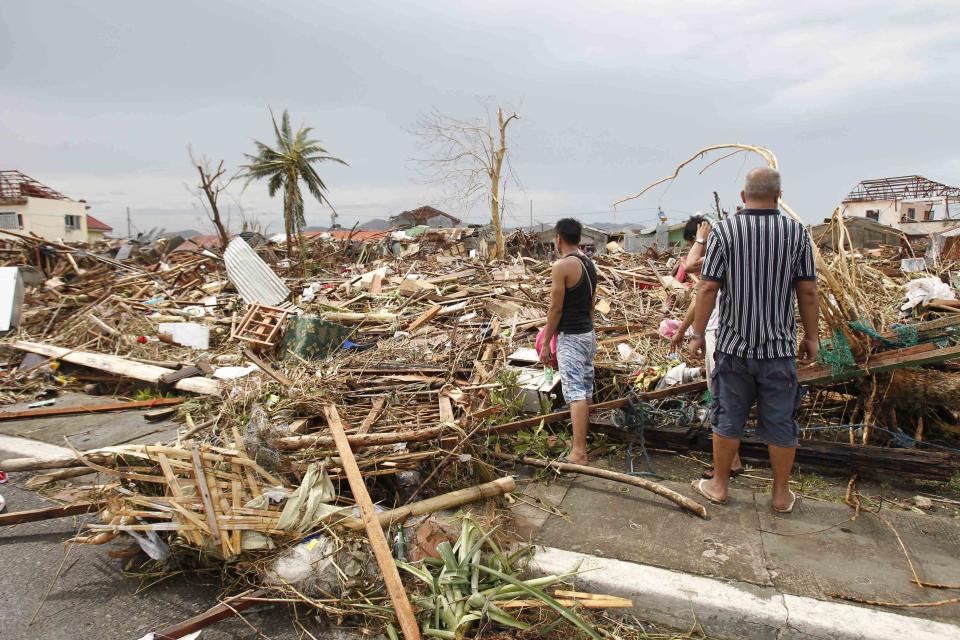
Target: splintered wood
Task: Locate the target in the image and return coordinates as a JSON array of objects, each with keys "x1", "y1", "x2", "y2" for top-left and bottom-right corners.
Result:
[{"x1": 75, "y1": 444, "x2": 285, "y2": 559}]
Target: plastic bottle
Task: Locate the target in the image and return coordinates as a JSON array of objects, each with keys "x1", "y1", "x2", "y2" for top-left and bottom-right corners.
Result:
[{"x1": 544, "y1": 366, "x2": 554, "y2": 384}]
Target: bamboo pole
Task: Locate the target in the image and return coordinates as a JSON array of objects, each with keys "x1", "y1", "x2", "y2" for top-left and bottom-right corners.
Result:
[
  {"x1": 277, "y1": 424, "x2": 449, "y2": 451},
  {"x1": 338, "y1": 477, "x2": 516, "y2": 531},
  {"x1": 491, "y1": 452, "x2": 707, "y2": 519},
  {"x1": 324, "y1": 404, "x2": 421, "y2": 640}
]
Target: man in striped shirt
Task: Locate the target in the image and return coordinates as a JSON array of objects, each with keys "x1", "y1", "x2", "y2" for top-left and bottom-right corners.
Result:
[{"x1": 688, "y1": 167, "x2": 820, "y2": 514}]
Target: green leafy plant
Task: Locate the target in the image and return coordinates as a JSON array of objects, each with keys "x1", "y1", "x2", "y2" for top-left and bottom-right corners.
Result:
[
  {"x1": 397, "y1": 515, "x2": 599, "y2": 639},
  {"x1": 133, "y1": 388, "x2": 176, "y2": 401}
]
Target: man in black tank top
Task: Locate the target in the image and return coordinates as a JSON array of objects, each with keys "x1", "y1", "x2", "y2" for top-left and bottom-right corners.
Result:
[{"x1": 539, "y1": 218, "x2": 598, "y2": 465}]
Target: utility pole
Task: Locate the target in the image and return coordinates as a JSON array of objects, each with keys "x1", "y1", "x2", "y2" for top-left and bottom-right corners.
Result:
[
  {"x1": 529, "y1": 199, "x2": 533, "y2": 228},
  {"x1": 126, "y1": 207, "x2": 131, "y2": 238}
]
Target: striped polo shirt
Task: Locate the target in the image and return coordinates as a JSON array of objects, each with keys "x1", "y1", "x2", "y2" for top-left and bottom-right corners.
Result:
[{"x1": 700, "y1": 208, "x2": 816, "y2": 359}]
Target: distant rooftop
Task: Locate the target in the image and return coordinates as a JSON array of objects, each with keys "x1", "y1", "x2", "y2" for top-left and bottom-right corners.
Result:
[
  {"x1": 844, "y1": 175, "x2": 960, "y2": 202},
  {"x1": 0, "y1": 170, "x2": 70, "y2": 203},
  {"x1": 85, "y1": 214, "x2": 113, "y2": 232}
]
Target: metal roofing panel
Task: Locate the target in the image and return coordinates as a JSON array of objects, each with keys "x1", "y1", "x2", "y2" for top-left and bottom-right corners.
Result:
[{"x1": 223, "y1": 237, "x2": 290, "y2": 306}]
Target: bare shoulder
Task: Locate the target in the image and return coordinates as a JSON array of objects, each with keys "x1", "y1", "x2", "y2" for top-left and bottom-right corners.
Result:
[{"x1": 551, "y1": 256, "x2": 579, "y2": 285}]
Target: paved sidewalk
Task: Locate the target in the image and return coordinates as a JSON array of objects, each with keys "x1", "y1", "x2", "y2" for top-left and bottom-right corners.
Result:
[{"x1": 510, "y1": 461, "x2": 960, "y2": 636}]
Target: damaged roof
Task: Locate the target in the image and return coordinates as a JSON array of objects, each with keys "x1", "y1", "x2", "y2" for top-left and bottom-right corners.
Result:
[{"x1": 0, "y1": 170, "x2": 70, "y2": 203}]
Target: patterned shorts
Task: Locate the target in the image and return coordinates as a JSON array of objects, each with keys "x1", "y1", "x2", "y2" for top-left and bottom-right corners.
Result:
[{"x1": 557, "y1": 330, "x2": 597, "y2": 403}]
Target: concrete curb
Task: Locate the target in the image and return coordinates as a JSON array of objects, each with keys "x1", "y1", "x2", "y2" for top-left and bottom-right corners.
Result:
[{"x1": 530, "y1": 546, "x2": 960, "y2": 640}]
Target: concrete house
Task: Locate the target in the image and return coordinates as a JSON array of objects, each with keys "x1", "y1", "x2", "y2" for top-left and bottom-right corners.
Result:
[
  {"x1": 85, "y1": 215, "x2": 113, "y2": 241},
  {"x1": 0, "y1": 170, "x2": 90, "y2": 242},
  {"x1": 840, "y1": 175, "x2": 960, "y2": 235}
]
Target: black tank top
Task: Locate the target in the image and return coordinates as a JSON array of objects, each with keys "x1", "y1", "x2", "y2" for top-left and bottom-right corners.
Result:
[{"x1": 557, "y1": 253, "x2": 597, "y2": 334}]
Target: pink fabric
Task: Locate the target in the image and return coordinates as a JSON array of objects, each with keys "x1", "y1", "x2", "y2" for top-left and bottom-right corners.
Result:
[
  {"x1": 659, "y1": 318, "x2": 682, "y2": 339},
  {"x1": 536, "y1": 327, "x2": 558, "y2": 356},
  {"x1": 676, "y1": 260, "x2": 687, "y2": 283}
]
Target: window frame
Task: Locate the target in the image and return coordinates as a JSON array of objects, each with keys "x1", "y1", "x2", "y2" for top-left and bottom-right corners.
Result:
[{"x1": 0, "y1": 212, "x2": 22, "y2": 230}]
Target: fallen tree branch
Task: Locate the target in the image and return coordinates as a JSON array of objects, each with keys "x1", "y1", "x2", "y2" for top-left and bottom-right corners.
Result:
[
  {"x1": 337, "y1": 476, "x2": 516, "y2": 531},
  {"x1": 490, "y1": 451, "x2": 707, "y2": 519}
]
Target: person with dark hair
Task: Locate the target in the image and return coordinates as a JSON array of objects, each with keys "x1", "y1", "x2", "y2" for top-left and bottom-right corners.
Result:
[{"x1": 539, "y1": 218, "x2": 598, "y2": 465}]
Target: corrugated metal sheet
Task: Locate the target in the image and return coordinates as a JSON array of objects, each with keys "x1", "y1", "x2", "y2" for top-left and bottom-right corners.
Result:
[{"x1": 223, "y1": 237, "x2": 290, "y2": 306}]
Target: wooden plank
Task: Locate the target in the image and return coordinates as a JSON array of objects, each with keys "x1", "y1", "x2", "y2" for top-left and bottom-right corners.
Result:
[
  {"x1": 150, "y1": 589, "x2": 266, "y2": 639},
  {"x1": 0, "y1": 398, "x2": 182, "y2": 421},
  {"x1": 323, "y1": 404, "x2": 421, "y2": 640},
  {"x1": 0, "y1": 501, "x2": 103, "y2": 527},
  {"x1": 243, "y1": 348, "x2": 293, "y2": 386},
  {"x1": 438, "y1": 395, "x2": 455, "y2": 425},
  {"x1": 406, "y1": 304, "x2": 442, "y2": 332},
  {"x1": 357, "y1": 397, "x2": 387, "y2": 435},
  {"x1": 12, "y1": 341, "x2": 220, "y2": 396}
]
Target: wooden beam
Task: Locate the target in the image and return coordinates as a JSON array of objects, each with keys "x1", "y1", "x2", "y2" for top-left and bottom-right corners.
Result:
[
  {"x1": 12, "y1": 341, "x2": 220, "y2": 395},
  {"x1": 357, "y1": 397, "x2": 387, "y2": 435},
  {"x1": 324, "y1": 404, "x2": 421, "y2": 640},
  {"x1": 0, "y1": 501, "x2": 103, "y2": 527},
  {"x1": 243, "y1": 348, "x2": 293, "y2": 386},
  {"x1": 151, "y1": 589, "x2": 266, "y2": 639},
  {"x1": 406, "y1": 304, "x2": 442, "y2": 333},
  {"x1": 0, "y1": 398, "x2": 182, "y2": 421}
]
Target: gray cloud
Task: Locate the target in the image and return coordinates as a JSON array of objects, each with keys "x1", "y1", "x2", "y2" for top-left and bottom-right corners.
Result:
[{"x1": 2, "y1": 0, "x2": 958, "y2": 234}]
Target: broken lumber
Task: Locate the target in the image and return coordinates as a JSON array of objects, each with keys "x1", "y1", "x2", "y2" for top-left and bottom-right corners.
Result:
[
  {"x1": 491, "y1": 452, "x2": 707, "y2": 519},
  {"x1": 12, "y1": 341, "x2": 220, "y2": 396},
  {"x1": 324, "y1": 404, "x2": 421, "y2": 640},
  {"x1": 0, "y1": 397, "x2": 182, "y2": 421},
  {"x1": 322, "y1": 311, "x2": 398, "y2": 324},
  {"x1": 0, "y1": 501, "x2": 104, "y2": 526},
  {"x1": 243, "y1": 348, "x2": 294, "y2": 386},
  {"x1": 338, "y1": 476, "x2": 516, "y2": 531},
  {"x1": 150, "y1": 589, "x2": 266, "y2": 639}
]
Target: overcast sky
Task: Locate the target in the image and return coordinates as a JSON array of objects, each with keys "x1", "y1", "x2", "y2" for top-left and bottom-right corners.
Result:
[{"x1": 3, "y1": 0, "x2": 958, "y2": 236}]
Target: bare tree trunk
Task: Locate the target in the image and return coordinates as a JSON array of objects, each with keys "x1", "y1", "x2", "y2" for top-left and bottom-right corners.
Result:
[
  {"x1": 190, "y1": 152, "x2": 232, "y2": 249},
  {"x1": 490, "y1": 106, "x2": 516, "y2": 260}
]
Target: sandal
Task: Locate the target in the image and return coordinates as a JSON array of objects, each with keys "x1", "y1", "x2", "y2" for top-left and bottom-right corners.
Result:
[
  {"x1": 701, "y1": 466, "x2": 744, "y2": 480},
  {"x1": 691, "y1": 479, "x2": 727, "y2": 505},
  {"x1": 773, "y1": 490, "x2": 798, "y2": 514}
]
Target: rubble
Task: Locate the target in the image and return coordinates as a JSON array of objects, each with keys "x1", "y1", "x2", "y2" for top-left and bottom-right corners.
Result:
[{"x1": 1, "y1": 213, "x2": 959, "y2": 638}]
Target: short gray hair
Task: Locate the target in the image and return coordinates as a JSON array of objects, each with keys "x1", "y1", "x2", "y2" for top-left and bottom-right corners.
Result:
[{"x1": 744, "y1": 167, "x2": 781, "y2": 200}]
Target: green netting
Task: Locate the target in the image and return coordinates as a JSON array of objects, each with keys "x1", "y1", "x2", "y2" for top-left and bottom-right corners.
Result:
[
  {"x1": 818, "y1": 328, "x2": 856, "y2": 377},
  {"x1": 847, "y1": 319, "x2": 918, "y2": 348},
  {"x1": 818, "y1": 320, "x2": 920, "y2": 378}
]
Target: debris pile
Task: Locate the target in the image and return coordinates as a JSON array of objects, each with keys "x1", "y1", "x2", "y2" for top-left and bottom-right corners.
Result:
[{"x1": 1, "y1": 207, "x2": 959, "y2": 637}]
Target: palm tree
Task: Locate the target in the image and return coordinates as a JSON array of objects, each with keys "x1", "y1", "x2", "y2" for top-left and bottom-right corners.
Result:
[{"x1": 243, "y1": 109, "x2": 346, "y2": 264}]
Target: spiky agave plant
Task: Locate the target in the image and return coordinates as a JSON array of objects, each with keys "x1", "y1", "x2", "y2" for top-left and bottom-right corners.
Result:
[{"x1": 395, "y1": 515, "x2": 600, "y2": 639}]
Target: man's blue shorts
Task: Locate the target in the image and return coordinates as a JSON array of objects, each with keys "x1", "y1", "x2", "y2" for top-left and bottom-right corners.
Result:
[{"x1": 711, "y1": 352, "x2": 803, "y2": 447}]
